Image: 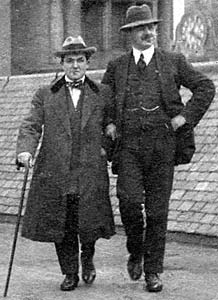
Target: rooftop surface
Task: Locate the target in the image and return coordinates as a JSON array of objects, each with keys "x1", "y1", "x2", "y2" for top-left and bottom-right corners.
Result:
[{"x1": 0, "y1": 67, "x2": 217, "y2": 237}]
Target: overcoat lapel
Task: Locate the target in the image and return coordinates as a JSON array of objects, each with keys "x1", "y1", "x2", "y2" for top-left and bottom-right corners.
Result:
[
  {"x1": 50, "y1": 84, "x2": 71, "y2": 138},
  {"x1": 50, "y1": 75, "x2": 99, "y2": 134},
  {"x1": 81, "y1": 82, "x2": 97, "y2": 131}
]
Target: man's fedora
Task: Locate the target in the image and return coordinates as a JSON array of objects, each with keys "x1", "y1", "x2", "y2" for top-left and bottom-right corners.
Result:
[
  {"x1": 55, "y1": 36, "x2": 97, "y2": 58},
  {"x1": 120, "y1": 4, "x2": 161, "y2": 31}
]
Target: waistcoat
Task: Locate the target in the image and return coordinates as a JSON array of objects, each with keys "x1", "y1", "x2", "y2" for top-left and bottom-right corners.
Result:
[
  {"x1": 123, "y1": 54, "x2": 169, "y2": 134},
  {"x1": 65, "y1": 86, "x2": 84, "y2": 194}
]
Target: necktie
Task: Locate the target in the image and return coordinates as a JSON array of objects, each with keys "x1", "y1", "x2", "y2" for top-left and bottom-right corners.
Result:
[
  {"x1": 66, "y1": 80, "x2": 83, "y2": 89},
  {"x1": 137, "y1": 53, "x2": 146, "y2": 72}
]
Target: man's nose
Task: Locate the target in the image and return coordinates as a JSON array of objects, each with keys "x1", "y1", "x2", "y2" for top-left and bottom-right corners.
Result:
[
  {"x1": 143, "y1": 26, "x2": 150, "y2": 34},
  {"x1": 72, "y1": 60, "x2": 78, "y2": 68}
]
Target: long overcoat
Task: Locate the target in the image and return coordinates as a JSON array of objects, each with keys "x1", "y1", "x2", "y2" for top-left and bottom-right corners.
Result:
[{"x1": 16, "y1": 76, "x2": 115, "y2": 244}]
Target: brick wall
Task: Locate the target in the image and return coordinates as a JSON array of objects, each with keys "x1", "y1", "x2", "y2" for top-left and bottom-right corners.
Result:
[{"x1": 0, "y1": 0, "x2": 11, "y2": 75}]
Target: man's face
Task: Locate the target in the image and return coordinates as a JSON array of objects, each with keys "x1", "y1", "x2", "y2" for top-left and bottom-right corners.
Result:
[
  {"x1": 61, "y1": 53, "x2": 89, "y2": 80},
  {"x1": 130, "y1": 23, "x2": 157, "y2": 50}
]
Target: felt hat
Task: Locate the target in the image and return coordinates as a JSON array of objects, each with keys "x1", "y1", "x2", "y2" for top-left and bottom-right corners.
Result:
[
  {"x1": 120, "y1": 4, "x2": 161, "y2": 31},
  {"x1": 54, "y1": 36, "x2": 97, "y2": 58}
]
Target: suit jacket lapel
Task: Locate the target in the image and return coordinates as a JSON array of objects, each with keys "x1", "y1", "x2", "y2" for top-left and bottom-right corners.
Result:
[
  {"x1": 116, "y1": 51, "x2": 131, "y2": 108},
  {"x1": 155, "y1": 48, "x2": 180, "y2": 110},
  {"x1": 114, "y1": 51, "x2": 132, "y2": 132},
  {"x1": 154, "y1": 48, "x2": 168, "y2": 89},
  {"x1": 154, "y1": 48, "x2": 166, "y2": 103}
]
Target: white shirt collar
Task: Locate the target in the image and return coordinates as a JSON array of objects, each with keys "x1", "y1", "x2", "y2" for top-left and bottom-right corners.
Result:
[
  {"x1": 65, "y1": 75, "x2": 85, "y2": 83},
  {"x1": 133, "y1": 45, "x2": 155, "y2": 66}
]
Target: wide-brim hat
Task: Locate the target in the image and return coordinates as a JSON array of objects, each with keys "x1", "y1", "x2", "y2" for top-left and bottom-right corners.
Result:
[
  {"x1": 54, "y1": 36, "x2": 97, "y2": 58},
  {"x1": 120, "y1": 4, "x2": 161, "y2": 31}
]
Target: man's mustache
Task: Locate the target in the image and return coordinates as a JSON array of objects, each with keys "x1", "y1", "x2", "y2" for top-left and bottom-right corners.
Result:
[{"x1": 141, "y1": 33, "x2": 157, "y2": 41}]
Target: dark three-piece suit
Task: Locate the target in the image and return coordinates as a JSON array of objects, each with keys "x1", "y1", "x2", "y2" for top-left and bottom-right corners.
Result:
[{"x1": 102, "y1": 48, "x2": 215, "y2": 273}]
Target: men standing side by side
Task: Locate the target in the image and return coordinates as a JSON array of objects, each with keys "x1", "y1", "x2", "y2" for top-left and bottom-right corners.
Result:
[
  {"x1": 102, "y1": 3, "x2": 215, "y2": 293},
  {"x1": 16, "y1": 36, "x2": 116, "y2": 292}
]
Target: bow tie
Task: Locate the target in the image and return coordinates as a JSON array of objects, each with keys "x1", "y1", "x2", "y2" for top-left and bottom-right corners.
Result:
[{"x1": 66, "y1": 80, "x2": 83, "y2": 89}]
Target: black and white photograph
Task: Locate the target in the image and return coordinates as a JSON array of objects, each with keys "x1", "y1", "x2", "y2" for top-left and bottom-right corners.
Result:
[{"x1": 0, "y1": 0, "x2": 218, "y2": 299}]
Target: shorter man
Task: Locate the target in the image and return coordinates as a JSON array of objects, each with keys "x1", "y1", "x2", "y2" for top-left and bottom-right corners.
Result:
[{"x1": 16, "y1": 36, "x2": 115, "y2": 291}]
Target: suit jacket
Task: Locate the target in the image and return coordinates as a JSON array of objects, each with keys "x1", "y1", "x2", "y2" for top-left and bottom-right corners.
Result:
[
  {"x1": 16, "y1": 75, "x2": 115, "y2": 243},
  {"x1": 102, "y1": 48, "x2": 215, "y2": 167},
  {"x1": 102, "y1": 48, "x2": 215, "y2": 133}
]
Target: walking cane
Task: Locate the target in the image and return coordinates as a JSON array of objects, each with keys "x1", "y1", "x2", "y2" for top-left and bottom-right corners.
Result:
[{"x1": 3, "y1": 164, "x2": 29, "y2": 297}]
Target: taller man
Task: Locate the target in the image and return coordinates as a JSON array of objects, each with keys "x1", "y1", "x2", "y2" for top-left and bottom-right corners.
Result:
[{"x1": 102, "y1": 3, "x2": 215, "y2": 292}]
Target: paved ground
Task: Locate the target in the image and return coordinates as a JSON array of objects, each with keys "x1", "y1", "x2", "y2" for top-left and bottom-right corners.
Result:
[{"x1": 1, "y1": 223, "x2": 218, "y2": 300}]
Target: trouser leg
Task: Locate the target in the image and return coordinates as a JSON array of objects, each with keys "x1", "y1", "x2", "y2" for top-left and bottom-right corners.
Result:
[
  {"x1": 117, "y1": 148, "x2": 145, "y2": 258},
  {"x1": 55, "y1": 195, "x2": 79, "y2": 275},
  {"x1": 143, "y1": 166, "x2": 174, "y2": 273},
  {"x1": 80, "y1": 241, "x2": 96, "y2": 273},
  {"x1": 81, "y1": 242, "x2": 95, "y2": 260},
  {"x1": 117, "y1": 128, "x2": 175, "y2": 274},
  {"x1": 143, "y1": 134, "x2": 175, "y2": 274},
  {"x1": 80, "y1": 241, "x2": 96, "y2": 284}
]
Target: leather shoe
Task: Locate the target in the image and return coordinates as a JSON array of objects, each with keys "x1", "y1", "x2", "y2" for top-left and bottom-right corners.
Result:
[
  {"x1": 60, "y1": 274, "x2": 79, "y2": 291},
  {"x1": 81, "y1": 258, "x2": 96, "y2": 284},
  {"x1": 127, "y1": 254, "x2": 142, "y2": 281},
  {"x1": 145, "y1": 273, "x2": 163, "y2": 292}
]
